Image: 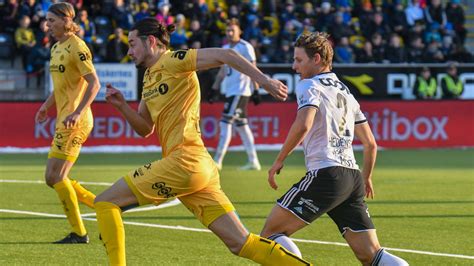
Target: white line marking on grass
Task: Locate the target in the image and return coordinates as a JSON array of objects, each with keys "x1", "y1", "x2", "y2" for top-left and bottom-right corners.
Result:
[
  {"x1": 0, "y1": 179, "x2": 113, "y2": 186},
  {"x1": 0, "y1": 209, "x2": 473, "y2": 260}
]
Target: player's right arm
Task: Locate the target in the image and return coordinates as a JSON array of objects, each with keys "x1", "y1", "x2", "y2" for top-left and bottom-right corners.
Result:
[
  {"x1": 105, "y1": 84, "x2": 154, "y2": 138},
  {"x1": 354, "y1": 122, "x2": 377, "y2": 199},
  {"x1": 35, "y1": 93, "x2": 56, "y2": 123}
]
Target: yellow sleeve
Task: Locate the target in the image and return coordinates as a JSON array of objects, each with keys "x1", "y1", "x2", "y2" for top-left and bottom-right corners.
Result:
[
  {"x1": 164, "y1": 49, "x2": 197, "y2": 74},
  {"x1": 72, "y1": 41, "x2": 95, "y2": 76}
]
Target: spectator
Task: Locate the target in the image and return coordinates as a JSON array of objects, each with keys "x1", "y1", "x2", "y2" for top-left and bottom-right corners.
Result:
[
  {"x1": 413, "y1": 67, "x2": 437, "y2": 99},
  {"x1": 385, "y1": 33, "x2": 406, "y2": 63},
  {"x1": 77, "y1": 9, "x2": 96, "y2": 44},
  {"x1": 272, "y1": 40, "x2": 293, "y2": 63},
  {"x1": 113, "y1": 0, "x2": 134, "y2": 30},
  {"x1": 1, "y1": 0, "x2": 20, "y2": 33},
  {"x1": 371, "y1": 32, "x2": 385, "y2": 63},
  {"x1": 424, "y1": 0, "x2": 447, "y2": 29},
  {"x1": 170, "y1": 14, "x2": 189, "y2": 49},
  {"x1": 445, "y1": 0, "x2": 466, "y2": 44},
  {"x1": 329, "y1": 12, "x2": 354, "y2": 41},
  {"x1": 424, "y1": 22, "x2": 442, "y2": 44},
  {"x1": 388, "y1": 1, "x2": 408, "y2": 40},
  {"x1": 405, "y1": 0, "x2": 425, "y2": 26},
  {"x1": 356, "y1": 40, "x2": 375, "y2": 63},
  {"x1": 423, "y1": 40, "x2": 445, "y2": 63},
  {"x1": 188, "y1": 19, "x2": 206, "y2": 48},
  {"x1": 18, "y1": 0, "x2": 40, "y2": 27},
  {"x1": 26, "y1": 18, "x2": 50, "y2": 75},
  {"x1": 440, "y1": 35, "x2": 454, "y2": 58},
  {"x1": 155, "y1": 1, "x2": 174, "y2": 26},
  {"x1": 243, "y1": 15, "x2": 264, "y2": 43},
  {"x1": 448, "y1": 44, "x2": 473, "y2": 62},
  {"x1": 15, "y1": 15, "x2": 36, "y2": 70},
  {"x1": 441, "y1": 63, "x2": 464, "y2": 99},
  {"x1": 366, "y1": 12, "x2": 391, "y2": 40},
  {"x1": 105, "y1": 27, "x2": 128, "y2": 63},
  {"x1": 315, "y1": 1, "x2": 334, "y2": 33},
  {"x1": 406, "y1": 36, "x2": 425, "y2": 63},
  {"x1": 134, "y1": 2, "x2": 151, "y2": 22},
  {"x1": 334, "y1": 36, "x2": 355, "y2": 63}
]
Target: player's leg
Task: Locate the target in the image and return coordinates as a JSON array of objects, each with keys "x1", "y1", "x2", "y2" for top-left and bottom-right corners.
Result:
[
  {"x1": 45, "y1": 157, "x2": 89, "y2": 243},
  {"x1": 180, "y1": 166, "x2": 311, "y2": 265},
  {"x1": 234, "y1": 97, "x2": 260, "y2": 170},
  {"x1": 328, "y1": 168, "x2": 408, "y2": 265},
  {"x1": 70, "y1": 178, "x2": 96, "y2": 209},
  {"x1": 213, "y1": 96, "x2": 239, "y2": 169},
  {"x1": 95, "y1": 177, "x2": 141, "y2": 266},
  {"x1": 344, "y1": 231, "x2": 408, "y2": 266},
  {"x1": 209, "y1": 211, "x2": 311, "y2": 265}
]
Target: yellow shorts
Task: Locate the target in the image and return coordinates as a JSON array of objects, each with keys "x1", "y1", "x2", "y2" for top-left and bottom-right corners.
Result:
[
  {"x1": 124, "y1": 151, "x2": 235, "y2": 227},
  {"x1": 48, "y1": 126, "x2": 92, "y2": 163}
]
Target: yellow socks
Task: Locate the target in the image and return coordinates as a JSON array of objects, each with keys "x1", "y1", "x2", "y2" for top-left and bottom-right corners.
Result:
[
  {"x1": 95, "y1": 201, "x2": 126, "y2": 266},
  {"x1": 70, "y1": 178, "x2": 96, "y2": 209},
  {"x1": 239, "y1": 233, "x2": 312, "y2": 266},
  {"x1": 53, "y1": 179, "x2": 87, "y2": 236}
]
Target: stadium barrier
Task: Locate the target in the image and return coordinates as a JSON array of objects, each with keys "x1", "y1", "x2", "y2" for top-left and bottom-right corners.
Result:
[{"x1": 0, "y1": 101, "x2": 473, "y2": 151}]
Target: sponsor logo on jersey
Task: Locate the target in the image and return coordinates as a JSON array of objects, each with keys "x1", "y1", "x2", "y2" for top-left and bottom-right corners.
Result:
[
  {"x1": 133, "y1": 168, "x2": 144, "y2": 178},
  {"x1": 50, "y1": 64, "x2": 66, "y2": 73},
  {"x1": 142, "y1": 83, "x2": 169, "y2": 100}
]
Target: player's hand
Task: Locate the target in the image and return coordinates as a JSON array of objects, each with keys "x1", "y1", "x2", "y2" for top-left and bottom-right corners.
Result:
[
  {"x1": 62, "y1": 111, "x2": 81, "y2": 129},
  {"x1": 261, "y1": 78, "x2": 287, "y2": 101},
  {"x1": 251, "y1": 90, "x2": 261, "y2": 105},
  {"x1": 105, "y1": 83, "x2": 126, "y2": 108},
  {"x1": 35, "y1": 104, "x2": 49, "y2": 123},
  {"x1": 268, "y1": 161, "x2": 284, "y2": 190},
  {"x1": 365, "y1": 178, "x2": 374, "y2": 199}
]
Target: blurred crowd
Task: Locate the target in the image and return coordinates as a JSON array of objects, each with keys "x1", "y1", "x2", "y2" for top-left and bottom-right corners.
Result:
[{"x1": 0, "y1": 0, "x2": 472, "y2": 75}]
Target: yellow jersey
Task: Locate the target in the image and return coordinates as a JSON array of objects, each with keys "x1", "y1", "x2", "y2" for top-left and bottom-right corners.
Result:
[
  {"x1": 142, "y1": 49, "x2": 207, "y2": 157},
  {"x1": 50, "y1": 34, "x2": 95, "y2": 129}
]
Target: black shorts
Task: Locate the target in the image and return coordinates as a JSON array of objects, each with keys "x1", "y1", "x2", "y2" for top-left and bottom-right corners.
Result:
[
  {"x1": 221, "y1": 95, "x2": 249, "y2": 126},
  {"x1": 277, "y1": 166, "x2": 375, "y2": 235}
]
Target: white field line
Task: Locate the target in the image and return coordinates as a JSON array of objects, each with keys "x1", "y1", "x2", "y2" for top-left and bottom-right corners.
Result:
[
  {"x1": 0, "y1": 208, "x2": 473, "y2": 260},
  {"x1": 1, "y1": 179, "x2": 474, "y2": 260}
]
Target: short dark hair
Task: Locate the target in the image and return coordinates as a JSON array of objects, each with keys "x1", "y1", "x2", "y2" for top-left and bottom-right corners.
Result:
[{"x1": 131, "y1": 18, "x2": 176, "y2": 47}]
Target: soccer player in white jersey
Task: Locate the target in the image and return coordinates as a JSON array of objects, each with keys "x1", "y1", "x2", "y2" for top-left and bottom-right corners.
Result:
[
  {"x1": 211, "y1": 18, "x2": 261, "y2": 171},
  {"x1": 260, "y1": 32, "x2": 409, "y2": 266}
]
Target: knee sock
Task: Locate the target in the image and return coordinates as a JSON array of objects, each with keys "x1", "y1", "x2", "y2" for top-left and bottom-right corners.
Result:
[
  {"x1": 372, "y1": 248, "x2": 409, "y2": 266},
  {"x1": 214, "y1": 121, "x2": 232, "y2": 165},
  {"x1": 53, "y1": 179, "x2": 87, "y2": 236},
  {"x1": 70, "y1": 178, "x2": 96, "y2": 209},
  {"x1": 235, "y1": 125, "x2": 259, "y2": 164},
  {"x1": 95, "y1": 201, "x2": 126, "y2": 266},
  {"x1": 238, "y1": 233, "x2": 312, "y2": 266}
]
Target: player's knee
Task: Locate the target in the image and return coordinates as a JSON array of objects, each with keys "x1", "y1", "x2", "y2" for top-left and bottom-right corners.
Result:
[
  {"x1": 44, "y1": 173, "x2": 61, "y2": 187},
  {"x1": 353, "y1": 249, "x2": 374, "y2": 265}
]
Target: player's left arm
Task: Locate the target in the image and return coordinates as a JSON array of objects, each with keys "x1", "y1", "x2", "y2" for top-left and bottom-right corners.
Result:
[
  {"x1": 354, "y1": 122, "x2": 377, "y2": 199},
  {"x1": 196, "y1": 48, "x2": 287, "y2": 101},
  {"x1": 62, "y1": 72, "x2": 100, "y2": 129},
  {"x1": 268, "y1": 106, "x2": 317, "y2": 190}
]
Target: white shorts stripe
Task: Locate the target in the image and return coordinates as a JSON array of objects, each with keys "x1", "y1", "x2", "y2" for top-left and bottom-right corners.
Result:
[{"x1": 280, "y1": 187, "x2": 299, "y2": 207}]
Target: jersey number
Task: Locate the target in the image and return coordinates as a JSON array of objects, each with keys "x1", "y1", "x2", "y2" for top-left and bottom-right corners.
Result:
[{"x1": 336, "y1": 93, "x2": 348, "y2": 136}]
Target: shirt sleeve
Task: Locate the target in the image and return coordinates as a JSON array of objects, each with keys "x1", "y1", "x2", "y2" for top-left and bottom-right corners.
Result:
[
  {"x1": 296, "y1": 79, "x2": 321, "y2": 110},
  {"x1": 74, "y1": 42, "x2": 95, "y2": 76},
  {"x1": 164, "y1": 49, "x2": 197, "y2": 74},
  {"x1": 353, "y1": 100, "x2": 367, "y2": 124},
  {"x1": 243, "y1": 43, "x2": 256, "y2": 62}
]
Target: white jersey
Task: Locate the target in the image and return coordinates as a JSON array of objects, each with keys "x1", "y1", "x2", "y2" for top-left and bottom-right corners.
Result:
[
  {"x1": 296, "y1": 72, "x2": 367, "y2": 171},
  {"x1": 222, "y1": 39, "x2": 256, "y2": 97}
]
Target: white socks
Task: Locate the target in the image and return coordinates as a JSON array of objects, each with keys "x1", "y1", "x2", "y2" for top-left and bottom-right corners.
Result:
[
  {"x1": 235, "y1": 124, "x2": 259, "y2": 165},
  {"x1": 214, "y1": 121, "x2": 232, "y2": 165},
  {"x1": 372, "y1": 248, "x2": 409, "y2": 266}
]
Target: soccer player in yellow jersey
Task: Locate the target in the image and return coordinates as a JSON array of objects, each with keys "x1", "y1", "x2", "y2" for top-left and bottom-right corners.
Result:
[
  {"x1": 94, "y1": 18, "x2": 312, "y2": 265},
  {"x1": 35, "y1": 2, "x2": 99, "y2": 244}
]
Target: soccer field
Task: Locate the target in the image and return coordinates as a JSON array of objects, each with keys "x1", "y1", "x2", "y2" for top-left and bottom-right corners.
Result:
[{"x1": 0, "y1": 149, "x2": 473, "y2": 265}]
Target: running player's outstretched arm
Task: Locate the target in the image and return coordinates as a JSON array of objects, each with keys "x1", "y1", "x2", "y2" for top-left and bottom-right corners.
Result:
[
  {"x1": 62, "y1": 73, "x2": 100, "y2": 128},
  {"x1": 268, "y1": 106, "x2": 317, "y2": 190},
  {"x1": 354, "y1": 122, "x2": 377, "y2": 199},
  {"x1": 105, "y1": 84, "x2": 154, "y2": 137},
  {"x1": 196, "y1": 48, "x2": 287, "y2": 101}
]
